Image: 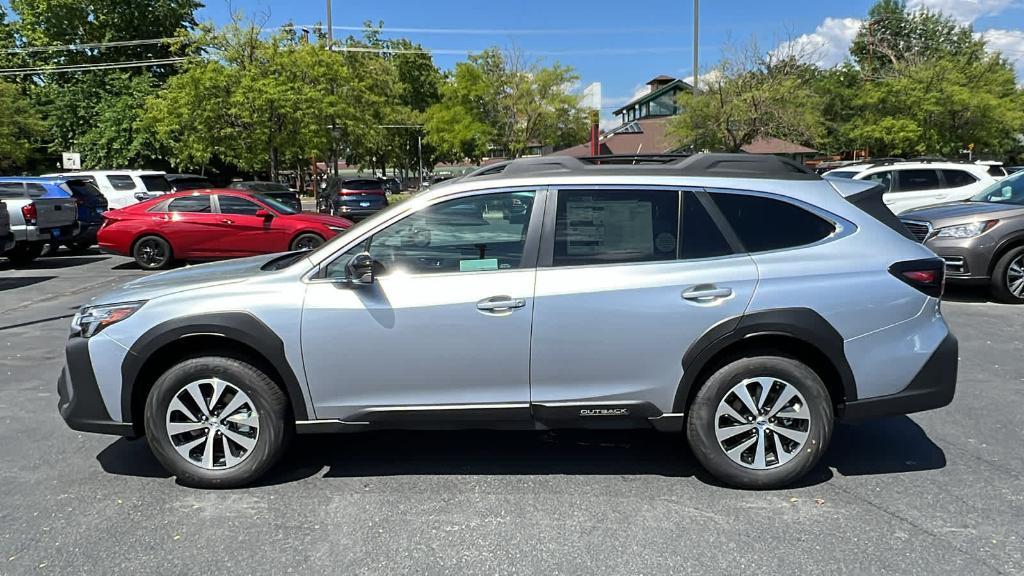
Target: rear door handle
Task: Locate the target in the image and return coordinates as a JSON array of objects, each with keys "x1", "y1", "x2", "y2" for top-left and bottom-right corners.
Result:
[
  {"x1": 476, "y1": 296, "x2": 526, "y2": 311},
  {"x1": 682, "y1": 286, "x2": 733, "y2": 301}
]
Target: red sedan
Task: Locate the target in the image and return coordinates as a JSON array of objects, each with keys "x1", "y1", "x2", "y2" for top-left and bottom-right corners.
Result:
[{"x1": 98, "y1": 189, "x2": 352, "y2": 269}]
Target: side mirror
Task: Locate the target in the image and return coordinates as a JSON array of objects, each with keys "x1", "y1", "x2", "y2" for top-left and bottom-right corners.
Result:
[
  {"x1": 255, "y1": 209, "x2": 272, "y2": 219},
  {"x1": 344, "y1": 252, "x2": 375, "y2": 285},
  {"x1": 134, "y1": 192, "x2": 151, "y2": 201}
]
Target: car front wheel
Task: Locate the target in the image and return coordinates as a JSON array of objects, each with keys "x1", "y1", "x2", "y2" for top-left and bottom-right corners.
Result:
[
  {"x1": 686, "y1": 355, "x2": 833, "y2": 489},
  {"x1": 144, "y1": 356, "x2": 290, "y2": 488},
  {"x1": 991, "y1": 246, "x2": 1024, "y2": 304},
  {"x1": 290, "y1": 233, "x2": 324, "y2": 251}
]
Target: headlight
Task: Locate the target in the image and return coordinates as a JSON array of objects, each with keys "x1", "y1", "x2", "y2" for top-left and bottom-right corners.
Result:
[
  {"x1": 934, "y1": 220, "x2": 998, "y2": 239},
  {"x1": 71, "y1": 301, "x2": 145, "y2": 338}
]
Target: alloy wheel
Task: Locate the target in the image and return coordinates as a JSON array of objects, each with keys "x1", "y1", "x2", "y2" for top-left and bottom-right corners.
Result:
[
  {"x1": 1007, "y1": 255, "x2": 1024, "y2": 298},
  {"x1": 294, "y1": 236, "x2": 321, "y2": 251},
  {"x1": 714, "y1": 377, "x2": 811, "y2": 470},
  {"x1": 137, "y1": 238, "x2": 167, "y2": 267},
  {"x1": 165, "y1": 378, "x2": 260, "y2": 470}
]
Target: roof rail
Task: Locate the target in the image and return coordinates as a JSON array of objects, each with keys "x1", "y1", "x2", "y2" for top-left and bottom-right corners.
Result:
[{"x1": 578, "y1": 153, "x2": 693, "y2": 165}]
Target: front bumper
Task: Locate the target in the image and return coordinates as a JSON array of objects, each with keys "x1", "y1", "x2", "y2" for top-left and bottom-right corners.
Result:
[
  {"x1": 57, "y1": 336, "x2": 135, "y2": 437},
  {"x1": 925, "y1": 235, "x2": 997, "y2": 281},
  {"x1": 842, "y1": 332, "x2": 958, "y2": 419}
]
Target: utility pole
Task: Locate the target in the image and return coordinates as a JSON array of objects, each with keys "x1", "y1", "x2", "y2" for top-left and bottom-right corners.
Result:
[
  {"x1": 326, "y1": 0, "x2": 333, "y2": 47},
  {"x1": 693, "y1": 0, "x2": 699, "y2": 95}
]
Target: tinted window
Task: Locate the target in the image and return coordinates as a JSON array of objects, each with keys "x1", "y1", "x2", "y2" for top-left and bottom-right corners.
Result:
[
  {"x1": 553, "y1": 189, "x2": 678, "y2": 266},
  {"x1": 0, "y1": 182, "x2": 25, "y2": 199},
  {"x1": 897, "y1": 169, "x2": 940, "y2": 192},
  {"x1": 64, "y1": 179, "x2": 102, "y2": 199},
  {"x1": 826, "y1": 171, "x2": 858, "y2": 179},
  {"x1": 140, "y1": 175, "x2": 171, "y2": 192},
  {"x1": 987, "y1": 165, "x2": 1007, "y2": 178},
  {"x1": 25, "y1": 183, "x2": 48, "y2": 198},
  {"x1": 167, "y1": 196, "x2": 211, "y2": 213},
  {"x1": 172, "y1": 178, "x2": 213, "y2": 191},
  {"x1": 942, "y1": 170, "x2": 977, "y2": 188},
  {"x1": 680, "y1": 192, "x2": 733, "y2": 259},
  {"x1": 343, "y1": 179, "x2": 383, "y2": 191},
  {"x1": 711, "y1": 193, "x2": 835, "y2": 252},
  {"x1": 862, "y1": 170, "x2": 892, "y2": 191},
  {"x1": 106, "y1": 175, "x2": 136, "y2": 191},
  {"x1": 218, "y1": 195, "x2": 262, "y2": 215},
  {"x1": 328, "y1": 191, "x2": 535, "y2": 277}
]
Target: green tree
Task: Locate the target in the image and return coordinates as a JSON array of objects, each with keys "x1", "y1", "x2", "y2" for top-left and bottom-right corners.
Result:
[
  {"x1": 425, "y1": 48, "x2": 588, "y2": 163},
  {"x1": 0, "y1": 79, "x2": 46, "y2": 168}
]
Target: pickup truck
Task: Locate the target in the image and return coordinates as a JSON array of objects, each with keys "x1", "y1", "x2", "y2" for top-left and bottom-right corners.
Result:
[
  {"x1": 0, "y1": 177, "x2": 78, "y2": 266},
  {"x1": 0, "y1": 200, "x2": 14, "y2": 254}
]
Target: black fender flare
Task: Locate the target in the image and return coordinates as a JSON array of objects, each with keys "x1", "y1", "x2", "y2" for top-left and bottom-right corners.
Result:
[
  {"x1": 673, "y1": 308, "x2": 857, "y2": 413},
  {"x1": 990, "y1": 232, "x2": 1024, "y2": 275},
  {"x1": 120, "y1": 312, "x2": 310, "y2": 422}
]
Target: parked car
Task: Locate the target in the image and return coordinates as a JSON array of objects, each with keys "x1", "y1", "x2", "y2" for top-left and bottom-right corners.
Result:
[
  {"x1": 0, "y1": 200, "x2": 14, "y2": 255},
  {"x1": 0, "y1": 177, "x2": 78, "y2": 265},
  {"x1": 322, "y1": 178, "x2": 389, "y2": 220},
  {"x1": 60, "y1": 154, "x2": 957, "y2": 489},
  {"x1": 823, "y1": 160, "x2": 995, "y2": 214},
  {"x1": 165, "y1": 174, "x2": 215, "y2": 192},
  {"x1": 900, "y1": 168, "x2": 1024, "y2": 303},
  {"x1": 228, "y1": 181, "x2": 302, "y2": 212},
  {"x1": 51, "y1": 177, "x2": 109, "y2": 254},
  {"x1": 44, "y1": 170, "x2": 171, "y2": 209},
  {"x1": 98, "y1": 189, "x2": 352, "y2": 270}
]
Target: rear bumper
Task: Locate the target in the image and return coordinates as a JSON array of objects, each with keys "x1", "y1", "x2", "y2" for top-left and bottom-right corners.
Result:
[
  {"x1": 841, "y1": 332, "x2": 958, "y2": 419},
  {"x1": 335, "y1": 207, "x2": 384, "y2": 219},
  {"x1": 58, "y1": 337, "x2": 135, "y2": 437}
]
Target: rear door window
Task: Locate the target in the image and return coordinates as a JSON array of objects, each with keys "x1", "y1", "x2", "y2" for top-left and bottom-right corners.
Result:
[
  {"x1": 896, "y1": 169, "x2": 940, "y2": 192},
  {"x1": 0, "y1": 182, "x2": 25, "y2": 199},
  {"x1": 941, "y1": 170, "x2": 978, "y2": 188},
  {"x1": 552, "y1": 189, "x2": 679, "y2": 267},
  {"x1": 166, "y1": 196, "x2": 212, "y2": 213},
  {"x1": 106, "y1": 175, "x2": 137, "y2": 191},
  {"x1": 710, "y1": 193, "x2": 835, "y2": 252}
]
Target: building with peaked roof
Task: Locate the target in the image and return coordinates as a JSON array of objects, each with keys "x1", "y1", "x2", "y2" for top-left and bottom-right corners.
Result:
[{"x1": 612, "y1": 76, "x2": 693, "y2": 125}]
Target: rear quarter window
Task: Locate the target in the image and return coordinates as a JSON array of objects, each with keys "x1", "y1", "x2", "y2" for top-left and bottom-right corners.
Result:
[
  {"x1": 106, "y1": 175, "x2": 137, "y2": 191},
  {"x1": 710, "y1": 193, "x2": 836, "y2": 252}
]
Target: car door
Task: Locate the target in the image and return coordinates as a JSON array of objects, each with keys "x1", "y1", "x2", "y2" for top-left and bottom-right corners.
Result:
[
  {"x1": 153, "y1": 194, "x2": 223, "y2": 258},
  {"x1": 888, "y1": 169, "x2": 944, "y2": 214},
  {"x1": 104, "y1": 174, "x2": 142, "y2": 209},
  {"x1": 529, "y1": 188, "x2": 758, "y2": 421},
  {"x1": 213, "y1": 194, "x2": 289, "y2": 255},
  {"x1": 301, "y1": 189, "x2": 543, "y2": 422}
]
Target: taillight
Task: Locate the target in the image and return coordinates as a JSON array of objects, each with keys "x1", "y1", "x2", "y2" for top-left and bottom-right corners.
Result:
[
  {"x1": 21, "y1": 203, "x2": 37, "y2": 226},
  {"x1": 890, "y1": 258, "x2": 945, "y2": 298}
]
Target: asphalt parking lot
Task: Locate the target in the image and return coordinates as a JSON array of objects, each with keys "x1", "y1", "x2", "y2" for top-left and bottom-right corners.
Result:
[{"x1": 1, "y1": 251, "x2": 1022, "y2": 575}]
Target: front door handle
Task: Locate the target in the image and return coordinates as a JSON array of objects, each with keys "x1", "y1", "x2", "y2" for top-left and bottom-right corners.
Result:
[
  {"x1": 476, "y1": 296, "x2": 526, "y2": 311},
  {"x1": 682, "y1": 286, "x2": 733, "y2": 301},
  {"x1": 220, "y1": 218, "x2": 234, "y2": 224}
]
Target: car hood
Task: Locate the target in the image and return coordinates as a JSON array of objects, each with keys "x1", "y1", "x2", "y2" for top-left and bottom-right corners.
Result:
[
  {"x1": 89, "y1": 253, "x2": 291, "y2": 305},
  {"x1": 286, "y1": 212, "x2": 352, "y2": 228},
  {"x1": 900, "y1": 201, "x2": 1024, "y2": 228}
]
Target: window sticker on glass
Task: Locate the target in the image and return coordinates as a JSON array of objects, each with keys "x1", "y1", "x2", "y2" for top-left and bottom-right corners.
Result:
[
  {"x1": 460, "y1": 258, "x2": 499, "y2": 272},
  {"x1": 565, "y1": 199, "x2": 654, "y2": 257}
]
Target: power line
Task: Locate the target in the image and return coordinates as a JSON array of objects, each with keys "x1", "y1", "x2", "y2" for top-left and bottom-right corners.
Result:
[
  {"x1": 0, "y1": 57, "x2": 186, "y2": 76},
  {"x1": 1, "y1": 37, "x2": 186, "y2": 54},
  {"x1": 283, "y1": 24, "x2": 689, "y2": 36}
]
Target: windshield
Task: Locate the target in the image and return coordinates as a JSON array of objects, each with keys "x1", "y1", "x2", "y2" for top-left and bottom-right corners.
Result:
[
  {"x1": 307, "y1": 196, "x2": 415, "y2": 258},
  {"x1": 826, "y1": 171, "x2": 858, "y2": 179},
  {"x1": 255, "y1": 193, "x2": 299, "y2": 214},
  {"x1": 971, "y1": 170, "x2": 1024, "y2": 205}
]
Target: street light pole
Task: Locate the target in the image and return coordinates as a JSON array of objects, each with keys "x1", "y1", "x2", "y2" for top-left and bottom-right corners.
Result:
[
  {"x1": 693, "y1": 0, "x2": 699, "y2": 95},
  {"x1": 326, "y1": 0, "x2": 333, "y2": 47}
]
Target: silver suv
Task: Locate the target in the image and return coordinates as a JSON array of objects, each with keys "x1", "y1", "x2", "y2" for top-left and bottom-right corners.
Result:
[{"x1": 58, "y1": 154, "x2": 958, "y2": 489}]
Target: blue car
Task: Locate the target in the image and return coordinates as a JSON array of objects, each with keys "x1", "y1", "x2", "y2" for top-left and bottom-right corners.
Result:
[{"x1": 0, "y1": 176, "x2": 108, "y2": 254}]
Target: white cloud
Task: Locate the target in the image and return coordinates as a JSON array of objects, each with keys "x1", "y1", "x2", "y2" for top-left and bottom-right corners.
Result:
[
  {"x1": 909, "y1": 0, "x2": 1018, "y2": 23},
  {"x1": 776, "y1": 17, "x2": 862, "y2": 68},
  {"x1": 978, "y1": 28, "x2": 1024, "y2": 76},
  {"x1": 682, "y1": 68, "x2": 725, "y2": 89}
]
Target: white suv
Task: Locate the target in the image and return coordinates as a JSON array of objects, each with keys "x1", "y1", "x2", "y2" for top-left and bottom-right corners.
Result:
[
  {"x1": 43, "y1": 170, "x2": 171, "y2": 209},
  {"x1": 823, "y1": 161, "x2": 995, "y2": 215}
]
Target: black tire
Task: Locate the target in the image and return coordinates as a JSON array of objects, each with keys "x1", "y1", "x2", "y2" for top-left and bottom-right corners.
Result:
[
  {"x1": 44, "y1": 241, "x2": 62, "y2": 257},
  {"x1": 144, "y1": 356, "x2": 291, "y2": 489},
  {"x1": 4, "y1": 242, "x2": 44, "y2": 267},
  {"x1": 64, "y1": 240, "x2": 92, "y2": 255},
  {"x1": 686, "y1": 355, "x2": 833, "y2": 489},
  {"x1": 989, "y1": 245, "x2": 1024, "y2": 304},
  {"x1": 132, "y1": 235, "x2": 173, "y2": 270},
  {"x1": 290, "y1": 233, "x2": 324, "y2": 251}
]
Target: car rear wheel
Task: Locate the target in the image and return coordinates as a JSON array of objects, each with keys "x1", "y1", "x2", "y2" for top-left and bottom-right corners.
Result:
[
  {"x1": 990, "y1": 246, "x2": 1024, "y2": 304},
  {"x1": 133, "y1": 235, "x2": 172, "y2": 270},
  {"x1": 290, "y1": 233, "x2": 324, "y2": 251},
  {"x1": 144, "y1": 356, "x2": 290, "y2": 488},
  {"x1": 686, "y1": 355, "x2": 833, "y2": 489},
  {"x1": 4, "y1": 242, "x2": 44, "y2": 267}
]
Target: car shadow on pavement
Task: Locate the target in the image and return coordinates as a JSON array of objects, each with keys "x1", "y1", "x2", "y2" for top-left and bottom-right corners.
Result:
[
  {"x1": 0, "y1": 256, "x2": 108, "y2": 272},
  {"x1": 942, "y1": 285, "x2": 1002, "y2": 304},
  {"x1": 0, "y1": 276, "x2": 57, "y2": 291},
  {"x1": 95, "y1": 416, "x2": 945, "y2": 489}
]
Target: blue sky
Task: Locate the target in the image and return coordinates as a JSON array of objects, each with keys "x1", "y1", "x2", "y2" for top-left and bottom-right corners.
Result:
[{"x1": 194, "y1": 0, "x2": 1023, "y2": 126}]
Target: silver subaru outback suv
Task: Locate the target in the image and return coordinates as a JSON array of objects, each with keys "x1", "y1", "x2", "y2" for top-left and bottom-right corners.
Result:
[{"x1": 58, "y1": 154, "x2": 958, "y2": 489}]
